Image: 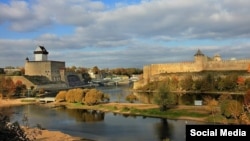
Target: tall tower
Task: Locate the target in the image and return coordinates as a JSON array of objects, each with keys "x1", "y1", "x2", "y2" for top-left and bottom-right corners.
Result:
[
  {"x1": 34, "y1": 46, "x2": 49, "y2": 61},
  {"x1": 194, "y1": 49, "x2": 207, "y2": 71}
]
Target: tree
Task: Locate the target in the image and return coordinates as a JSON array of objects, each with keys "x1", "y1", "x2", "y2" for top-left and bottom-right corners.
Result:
[
  {"x1": 154, "y1": 83, "x2": 176, "y2": 111},
  {"x1": 84, "y1": 89, "x2": 104, "y2": 105},
  {"x1": 244, "y1": 90, "x2": 250, "y2": 106},
  {"x1": 15, "y1": 80, "x2": 26, "y2": 97},
  {"x1": 244, "y1": 90, "x2": 250, "y2": 112},
  {"x1": 92, "y1": 66, "x2": 100, "y2": 74},
  {"x1": 205, "y1": 98, "x2": 219, "y2": 114},
  {"x1": 220, "y1": 99, "x2": 244, "y2": 123},
  {"x1": 180, "y1": 75, "x2": 193, "y2": 91},
  {"x1": 0, "y1": 76, "x2": 16, "y2": 98}
]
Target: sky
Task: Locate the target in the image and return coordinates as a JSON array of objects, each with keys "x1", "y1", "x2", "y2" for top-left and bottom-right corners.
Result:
[{"x1": 0, "y1": 0, "x2": 250, "y2": 69}]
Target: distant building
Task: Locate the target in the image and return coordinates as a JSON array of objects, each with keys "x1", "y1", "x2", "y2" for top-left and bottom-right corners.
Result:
[{"x1": 25, "y1": 46, "x2": 66, "y2": 82}]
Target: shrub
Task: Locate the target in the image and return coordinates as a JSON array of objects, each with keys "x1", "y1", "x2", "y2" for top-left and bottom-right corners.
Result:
[
  {"x1": 55, "y1": 90, "x2": 67, "y2": 102},
  {"x1": 0, "y1": 113, "x2": 31, "y2": 141},
  {"x1": 73, "y1": 88, "x2": 85, "y2": 103},
  {"x1": 84, "y1": 89, "x2": 104, "y2": 105},
  {"x1": 65, "y1": 89, "x2": 75, "y2": 103}
]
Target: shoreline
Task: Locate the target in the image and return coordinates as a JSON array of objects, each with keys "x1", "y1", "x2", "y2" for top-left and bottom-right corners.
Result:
[
  {"x1": 0, "y1": 98, "x2": 88, "y2": 141},
  {"x1": 0, "y1": 98, "x2": 213, "y2": 140}
]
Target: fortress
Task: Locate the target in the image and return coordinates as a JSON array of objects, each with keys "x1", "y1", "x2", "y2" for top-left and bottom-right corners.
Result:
[
  {"x1": 18, "y1": 46, "x2": 85, "y2": 90},
  {"x1": 142, "y1": 49, "x2": 250, "y2": 84},
  {"x1": 25, "y1": 46, "x2": 66, "y2": 82}
]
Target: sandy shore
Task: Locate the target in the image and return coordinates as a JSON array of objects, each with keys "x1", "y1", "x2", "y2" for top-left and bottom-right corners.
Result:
[{"x1": 0, "y1": 98, "x2": 85, "y2": 141}]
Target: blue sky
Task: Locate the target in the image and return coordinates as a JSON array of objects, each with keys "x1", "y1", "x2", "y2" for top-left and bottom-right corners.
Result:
[{"x1": 0, "y1": 0, "x2": 250, "y2": 69}]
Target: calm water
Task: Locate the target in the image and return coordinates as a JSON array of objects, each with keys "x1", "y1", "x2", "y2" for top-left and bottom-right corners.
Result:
[
  {"x1": 6, "y1": 105, "x2": 204, "y2": 141},
  {"x1": 3, "y1": 85, "x2": 208, "y2": 141}
]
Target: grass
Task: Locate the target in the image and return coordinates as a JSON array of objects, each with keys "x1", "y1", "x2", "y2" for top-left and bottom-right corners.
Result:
[{"x1": 63, "y1": 102, "x2": 250, "y2": 124}]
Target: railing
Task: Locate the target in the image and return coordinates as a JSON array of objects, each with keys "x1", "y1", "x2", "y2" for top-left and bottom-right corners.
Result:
[{"x1": 39, "y1": 97, "x2": 55, "y2": 103}]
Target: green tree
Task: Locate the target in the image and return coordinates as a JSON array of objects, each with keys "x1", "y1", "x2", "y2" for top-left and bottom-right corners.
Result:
[{"x1": 154, "y1": 83, "x2": 176, "y2": 111}]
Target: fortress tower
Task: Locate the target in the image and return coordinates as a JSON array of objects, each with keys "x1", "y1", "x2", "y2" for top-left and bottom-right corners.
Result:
[{"x1": 34, "y1": 46, "x2": 49, "y2": 61}]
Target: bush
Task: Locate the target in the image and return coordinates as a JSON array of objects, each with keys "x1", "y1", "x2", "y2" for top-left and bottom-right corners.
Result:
[
  {"x1": 0, "y1": 113, "x2": 31, "y2": 141},
  {"x1": 73, "y1": 88, "x2": 85, "y2": 103},
  {"x1": 84, "y1": 89, "x2": 104, "y2": 105},
  {"x1": 55, "y1": 90, "x2": 67, "y2": 102},
  {"x1": 65, "y1": 89, "x2": 75, "y2": 103}
]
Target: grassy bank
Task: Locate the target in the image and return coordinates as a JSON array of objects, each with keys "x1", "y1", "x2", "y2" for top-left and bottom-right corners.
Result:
[{"x1": 57, "y1": 102, "x2": 228, "y2": 123}]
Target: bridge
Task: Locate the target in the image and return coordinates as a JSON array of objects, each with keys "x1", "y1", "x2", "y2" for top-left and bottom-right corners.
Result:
[{"x1": 39, "y1": 97, "x2": 55, "y2": 103}]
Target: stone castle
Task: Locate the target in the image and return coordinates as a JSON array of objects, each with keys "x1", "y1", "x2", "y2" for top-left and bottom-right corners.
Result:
[
  {"x1": 22, "y1": 46, "x2": 85, "y2": 89},
  {"x1": 25, "y1": 46, "x2": 66, "y2": 82},
  {"x1": 142, "y1": 49, "x2": 250, "y2": 84}
]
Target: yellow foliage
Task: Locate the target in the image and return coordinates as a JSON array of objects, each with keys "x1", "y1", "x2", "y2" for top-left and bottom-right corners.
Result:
[
  {"x1": 56, "y1": 88, "x2": 105, "y2": 105},
  {"x1": 55, "y1": 90, "x2": 67, "y2": 102},
  {"x1": 84, "y1": 89, "x2": 104, "y2": 105}
]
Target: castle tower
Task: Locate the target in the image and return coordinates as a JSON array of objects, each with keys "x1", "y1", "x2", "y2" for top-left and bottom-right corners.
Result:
[
  {"x1": 213, "y1": 54, "x2": 222, "y2": 61},
  {"x1": 34, "y1": 46, "x2": 49, "y2": 61},
  {"x1": 194, "y1": 49, "x2": 207, "y2": 71}
]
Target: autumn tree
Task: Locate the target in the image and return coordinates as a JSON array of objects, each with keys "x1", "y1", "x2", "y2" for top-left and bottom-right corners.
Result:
[
  {"x1": 237, "y1": 76, "x2": 245, "y2": 90},
  {"x1": 220, "y1": 99, "x2": 244, "y2": 123},
  {"x1": 203, "y1": 96, "x2": 219, "y2": 114},
  {"x1": 180, "y1": 75, "x2": 193, "y2": 91},
  {"x1": 14, "y1": 80, "x2": 26, "y2": 97},
  {"x1": 92, "y1": 66, "x2": 100, "y2": 74},
  {"x1": 84, "y1": 89, "x2": 104, "y2": 105},
  {"x1": 0, "y1": 76, "x2": 16, "y2": 98},
  {"x1": 244, "y1": 90, "x2": 250, "y2": 113}
]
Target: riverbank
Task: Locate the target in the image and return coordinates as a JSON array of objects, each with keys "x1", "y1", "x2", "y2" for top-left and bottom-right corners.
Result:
[
  {"x1": 0, "y1": 98, "x2": 229, "y2": 141},
  {"x1": 52, "y1": 101, "x2": 210, "y2": 123},
  {"x1": 0, "y1": 99, "x2": 90, "y2": 141}
]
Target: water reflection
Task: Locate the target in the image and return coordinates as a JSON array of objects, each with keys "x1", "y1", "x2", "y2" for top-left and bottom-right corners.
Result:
[
  {"x1": 0, "y1": 104, "x2": 206, "y2": 141},
  {"x1": 154, "y1": 119, "x2": 171, "y2": 141},
  {"x1": 57, "y1": 108, "x2": 105, "y2": 122}
]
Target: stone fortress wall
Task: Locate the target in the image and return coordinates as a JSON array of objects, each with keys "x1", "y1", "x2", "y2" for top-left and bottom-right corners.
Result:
[
  {"x1": 143, "y1": 49, "x2": 250, "y2": 84},
  {"x1": 25, "y1": 60, "x2": 65, "y2": 81}
]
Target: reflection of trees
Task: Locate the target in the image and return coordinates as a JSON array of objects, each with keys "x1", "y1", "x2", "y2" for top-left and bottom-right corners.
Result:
[
  {"x1": 135, "y1": 92, "x2": 154, "y2": 104},
  {"x1": 65, "y1": 109, "x2": 104, "y2": 122},
  {"x1": 154, "y1": 119, "x2": 172, "y2": 141}
]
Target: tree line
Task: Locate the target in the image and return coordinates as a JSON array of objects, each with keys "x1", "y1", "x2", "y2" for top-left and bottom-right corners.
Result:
[{"x1": 140, "y1": 72, "x2": 250, "y2": 92}]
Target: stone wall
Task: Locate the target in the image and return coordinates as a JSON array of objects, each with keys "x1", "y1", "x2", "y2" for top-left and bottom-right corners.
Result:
[
  {"x1": 141, "y1": 55, "x2": 250, "y2": 88},
  {"x1": 25, "y1": 61, "x2": 65, "y2": 81}
]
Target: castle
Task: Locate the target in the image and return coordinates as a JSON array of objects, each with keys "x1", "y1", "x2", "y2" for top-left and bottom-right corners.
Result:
[
  {"x1": 142, "y1": 49, "x2": 250, "y2": 84},
  {"x1": 25, "y1": 46, "x2": 66, "y2": 82}
]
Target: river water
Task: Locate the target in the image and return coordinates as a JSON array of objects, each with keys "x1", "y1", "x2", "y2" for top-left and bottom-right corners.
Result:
[{"x1": 4, "y1": 85, "x2": 207, "y2": 141}]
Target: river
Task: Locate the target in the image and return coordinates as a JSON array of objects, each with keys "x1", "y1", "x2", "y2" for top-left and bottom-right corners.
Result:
[{"x1": 4, "y1": 85, "x2": 208, "y2": 141}]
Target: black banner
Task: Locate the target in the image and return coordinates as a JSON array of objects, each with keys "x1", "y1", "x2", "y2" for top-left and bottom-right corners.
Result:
[{"x1": 186, "y1": 124, "x2": 250, "y2": 141}]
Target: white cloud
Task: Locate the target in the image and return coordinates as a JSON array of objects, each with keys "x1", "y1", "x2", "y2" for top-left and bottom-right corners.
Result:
[{"x1": 1, "y1": 0, "x2": 250, "y2": 68}]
